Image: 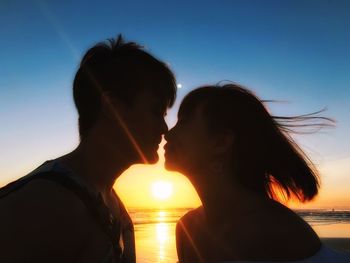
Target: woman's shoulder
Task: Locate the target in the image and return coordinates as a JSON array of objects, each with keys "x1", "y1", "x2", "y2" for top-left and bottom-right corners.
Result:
[
  {"x1": 261, "y1": 199, "x2": 317, "y2": 235},
  {"x1": 176, "y1": 206, "x2": 211, "y2": 243},
  {"x1": 180, "y1": 206, "x2": 204, "y2": 221},
  {"x1": 245, "y1": 199, "x2": 321, "y2": 260},
  {"x1": 213, "y1": 199, "x2": 321, "y2": 261},
  {"x1": 178, "y1": 206, "x2": 205, "y2": 229}
]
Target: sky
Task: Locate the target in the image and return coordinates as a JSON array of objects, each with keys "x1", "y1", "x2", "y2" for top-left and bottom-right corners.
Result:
[{"x1": 0, "y1": 0, "x2": 349, "y2": 209}]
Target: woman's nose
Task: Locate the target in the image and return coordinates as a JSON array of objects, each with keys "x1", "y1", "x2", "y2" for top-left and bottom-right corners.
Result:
[{"x1": 161, "y1": 119, "x2": 169, "y2": 134}]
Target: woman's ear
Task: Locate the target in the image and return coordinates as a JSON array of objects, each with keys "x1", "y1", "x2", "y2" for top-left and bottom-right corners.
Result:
[{"x1": 211, "y1": 129, "x2": 235, "y2": 155}]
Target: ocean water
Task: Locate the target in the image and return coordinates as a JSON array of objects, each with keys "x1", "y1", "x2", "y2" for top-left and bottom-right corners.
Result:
[
  {"x1": 296, "y1": 209, "x2": 350, "y2": 225},
  {"x1": 129, "y1": 208, "x2": 350, "y2": 263},
  {"x1": 130, "y1": 208, "x2": 189, "y2": 263}
]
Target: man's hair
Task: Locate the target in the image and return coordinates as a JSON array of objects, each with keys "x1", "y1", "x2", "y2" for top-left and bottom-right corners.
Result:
[{"x1": 73, "y1": 35, "x2": 177, "y2": 139}]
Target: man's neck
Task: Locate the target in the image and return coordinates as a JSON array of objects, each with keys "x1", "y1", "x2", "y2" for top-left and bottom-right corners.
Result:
[{"x1": 58, "y1": 139, "x2": 133, "y2": 195}]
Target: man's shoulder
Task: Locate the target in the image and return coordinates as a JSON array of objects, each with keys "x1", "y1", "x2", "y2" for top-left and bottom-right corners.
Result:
[
  {"x1": 0, "y1": 178, "x2": 93, "y2": 235},
  {"x1": 0, "y1": 178, "x2": 111, "y2": 262},
  {"x1": 1, "y1": 177, "x2": 85, "y2": 210}
]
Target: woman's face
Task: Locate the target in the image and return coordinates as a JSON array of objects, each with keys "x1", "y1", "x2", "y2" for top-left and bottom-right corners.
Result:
[{"x1": 164, "y1": 105, "x2": 216, "y2": 175}]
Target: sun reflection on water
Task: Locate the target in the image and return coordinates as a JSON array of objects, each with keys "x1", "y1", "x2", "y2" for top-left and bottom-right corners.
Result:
[
  {"x1": 134, "y1": 209, "x2": 184, "y2": 262},
  {"x1": 156, "y1": 223, "x2": 169, "y2": 261},
  {"x1": 157, "y1": 211, "x2": 166, "y2": 221},
  {"x1": 156, "y1": 223, "x2": 169, "y2": 243}
]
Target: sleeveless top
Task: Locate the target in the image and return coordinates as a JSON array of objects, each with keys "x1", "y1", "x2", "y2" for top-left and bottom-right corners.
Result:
[
  {"x1": 0, "y1": 160, "x2": 136, "y2": 263},
  {"x1": 219, "y1": 245, "x2": 350, "y2": 263}
]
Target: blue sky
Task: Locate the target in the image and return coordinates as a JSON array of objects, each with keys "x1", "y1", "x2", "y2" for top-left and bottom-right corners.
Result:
[{"x1": 0, "y1": 0, "x2": 349, "y2": 205}]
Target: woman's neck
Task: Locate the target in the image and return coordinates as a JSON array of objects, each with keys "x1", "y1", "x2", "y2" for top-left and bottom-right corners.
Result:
[
  {"x1": 58, "y1": 138, "x2": 132, "y2": 195},
  {"x1": 189, "y1": 168, "x2": 266, "y2": 225}
]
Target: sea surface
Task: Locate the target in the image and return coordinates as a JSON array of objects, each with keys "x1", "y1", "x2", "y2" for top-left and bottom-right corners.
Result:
[{"x1": 129, "y1": 208, "x2": 350, "y2": 263}]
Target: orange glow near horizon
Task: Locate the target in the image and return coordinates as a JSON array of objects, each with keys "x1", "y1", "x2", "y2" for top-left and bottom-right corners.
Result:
[
  {"x1": 1, "y1": 141, "x2": 349, "y2": 210},
  {"x1": 114, "y1": 140, "x2": 202, "y2": 209},
  {"x1": 114, "y1": 139, "x2": 350, "y2": 210}
]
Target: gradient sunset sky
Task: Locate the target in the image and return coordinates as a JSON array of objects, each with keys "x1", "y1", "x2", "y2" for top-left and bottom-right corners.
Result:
[{"x1": 1, "y1": 0, "x2": 349, "y2": 209}]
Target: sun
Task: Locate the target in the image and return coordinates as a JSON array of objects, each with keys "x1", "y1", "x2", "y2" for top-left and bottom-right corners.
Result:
[{"x1": 151, "y1": 181, "x2": 173, "y2": 200}]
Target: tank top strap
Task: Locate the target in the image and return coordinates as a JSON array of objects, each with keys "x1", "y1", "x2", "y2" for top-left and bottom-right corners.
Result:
[{"x1": 0, "y1": 168, "x2": 124, "y2": 262}]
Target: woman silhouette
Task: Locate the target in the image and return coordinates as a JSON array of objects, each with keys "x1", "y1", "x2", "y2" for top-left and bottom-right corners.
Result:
[{"x1": 164, "y1": 84, "x2": 349, "y2": 262}]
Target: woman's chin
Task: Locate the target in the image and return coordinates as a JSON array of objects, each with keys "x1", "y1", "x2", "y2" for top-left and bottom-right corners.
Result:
[{"x1": 164, "y1": 159, "x2": 179, "y2": 172}]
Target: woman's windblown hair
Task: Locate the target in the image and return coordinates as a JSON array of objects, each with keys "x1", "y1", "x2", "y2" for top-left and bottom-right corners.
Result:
[{"x1": 179, "y1": 83, "x2": 334, "y2": 202}]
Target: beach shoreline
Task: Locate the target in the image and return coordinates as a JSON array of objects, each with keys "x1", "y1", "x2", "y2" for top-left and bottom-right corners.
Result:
[{"x1": 131, "y1": 208, "x2": 350, "y2": 262}]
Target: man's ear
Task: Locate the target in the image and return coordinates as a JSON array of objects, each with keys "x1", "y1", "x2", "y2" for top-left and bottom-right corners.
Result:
[
  {"x1": 211, "y1": 129, "x2": 235, "y2": 155},
  {"x1": 100, "y1": 92, "x2": 126, "y2": 120}
]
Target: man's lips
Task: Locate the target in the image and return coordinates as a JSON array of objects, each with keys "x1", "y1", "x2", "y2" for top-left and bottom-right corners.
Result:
[{"x1": 154, "y1": 137, "x2": 162, "y2": 147}]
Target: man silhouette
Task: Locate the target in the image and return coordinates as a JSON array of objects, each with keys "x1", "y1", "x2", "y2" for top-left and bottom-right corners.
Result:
[{"x1": 0, "y1": 35, "x2": 176, "y2": 262}]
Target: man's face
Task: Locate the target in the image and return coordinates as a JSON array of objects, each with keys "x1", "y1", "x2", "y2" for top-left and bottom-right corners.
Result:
[{"x1": 120, "y1": 89, "x2": 168, "y2": 164}]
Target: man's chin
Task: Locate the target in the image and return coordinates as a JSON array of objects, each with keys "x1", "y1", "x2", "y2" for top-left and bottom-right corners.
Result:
[
  {"x1": 143, "y1": 151, "x2": 159, "y2": 164},
  {"x1": 147, "y1": 155, "x2": 159, "y2": 164}
]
